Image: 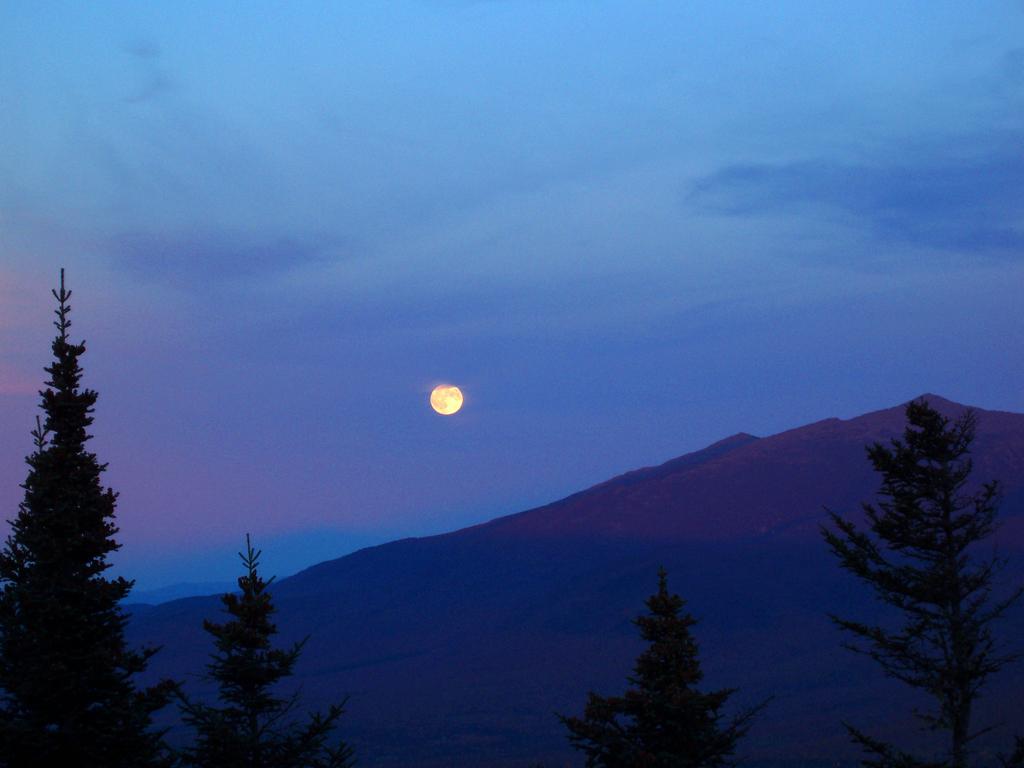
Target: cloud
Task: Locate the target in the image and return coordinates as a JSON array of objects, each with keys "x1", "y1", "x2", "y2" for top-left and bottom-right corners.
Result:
[
  {"x1": 124, "y1": 72, "x2": 173, "y2": 104},
  {"x1": 109, "y1": 230, "x2": 336, "y2": 288},
  {"x1": 121, "y1": 39, "x2": 173, "y2": 104},
  {"x1": 0, "y1": 367, "x2": 39, "y2": 396},
  {"x1": 122, "y1": 40, "x2": 162, "y2": 60},
  {"x1": 688, "y1": 135, "x2": 1024, "y2": 255},
  {"x1": 1001, "y1": 47, "x2": 1024, "y2": 86}
]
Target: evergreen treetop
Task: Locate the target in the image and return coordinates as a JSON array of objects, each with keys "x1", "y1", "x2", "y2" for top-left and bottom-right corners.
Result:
[
  {"x1": 559, "y1": 568, "x2": 763, "y2": 768},
  {"x1": 179, "y1": 534, "x2": 354, "y2": 768},
  {"x1": 823, "y1": 398, "x2": 1022, "y2": 768},
  {"x1": 0, "y1": 269, "x2": 174, "y2": 767}
]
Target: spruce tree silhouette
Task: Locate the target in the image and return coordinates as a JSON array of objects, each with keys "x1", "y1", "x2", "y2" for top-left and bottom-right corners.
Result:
[
  {"x1": 1002, "y1": 738, "x2": 1024, "y2": 768},
  {"x1": 178, "y1": 535, "x2": 354, "y2": 768},
  {"x1": 0, "y1": 270, "x2": 175, "y2": 767},
  {"x1": 559, "y1": 569, "x2": 763, "y2": 768},
  {"x1": 823, "y1": 398, "x2": 1023, "y2": 768}
]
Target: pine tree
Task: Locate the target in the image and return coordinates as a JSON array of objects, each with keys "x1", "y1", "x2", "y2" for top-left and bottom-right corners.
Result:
[
  {"x1": 0, "y1": 270, "x2": 175, "y2": 767},
  {"x1": 1001, "y1": 737, "x2": 1024, "y2": 768},
  {"x1": 178, "y1": 535, "x2": 354, "y2": 768},
  {"x1": 823, "y1": 398, "x2": 1023, "y2": 768},
  {"x1": 559, "y1": 569, "x2": 763, "y2": 768}
]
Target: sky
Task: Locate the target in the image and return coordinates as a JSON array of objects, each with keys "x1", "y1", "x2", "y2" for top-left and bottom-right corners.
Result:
[{"x1": 1, "y1": 1, "x2": 1023, "y2": 590}]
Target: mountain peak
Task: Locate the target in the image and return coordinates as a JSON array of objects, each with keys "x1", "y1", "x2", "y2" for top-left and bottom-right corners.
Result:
[
  {"x1": 482, "y1": 395, "x2": 1024, "y2": 542},
  {"x1": 908, "y1": 393, "x2": 968, "y2": 411}
]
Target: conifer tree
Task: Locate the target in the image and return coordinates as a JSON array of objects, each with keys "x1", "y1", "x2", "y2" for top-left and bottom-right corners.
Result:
[
  {"x1": 1001, "y1": 737, "x2": 1024, "y2": 768},
  {"x1": 559, "y1": 569, "x2": 763, "y2": 768},
  {"x1": 0, "y1": 270, "x2": 175, "y2": 767},
  {"x1": 823, "y1": 398, "x2": 1022, "y2": 768},
  {"x1": 178, "y1": 535, "x2": 354, "y2": 768}
]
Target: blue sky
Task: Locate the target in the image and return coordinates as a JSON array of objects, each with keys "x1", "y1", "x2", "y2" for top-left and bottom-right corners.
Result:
[{"x1": 2, "y1": 1, "x2": 1023, "y2": 588}]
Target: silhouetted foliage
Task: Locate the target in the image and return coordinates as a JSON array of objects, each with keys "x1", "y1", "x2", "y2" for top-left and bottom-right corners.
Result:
[
  {"x1": 823, "y1": 398, "x2": 1022, "y2": 768},
  {"x1": 559, "y1": 568, "x2": 763, "y2": 768},
  {"x1": 1000, "y1": 737, "x2": 1024, "y2": 768},
  {"x1": 0, "y1": 270, "x2": 175, "y2": 767},
  {"x1": 178, "y1": 535, "x2": 354, "y2": 768}
]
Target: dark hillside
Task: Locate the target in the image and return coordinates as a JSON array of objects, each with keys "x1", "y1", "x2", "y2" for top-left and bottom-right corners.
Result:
[{"x1": 130, "y1": 396, "x2": 1024, "y2": 766}]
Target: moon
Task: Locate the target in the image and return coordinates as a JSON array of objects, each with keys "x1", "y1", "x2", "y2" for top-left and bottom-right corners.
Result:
[{"x1": 430, "y1": 385, "x2": 464, "y2": 415}]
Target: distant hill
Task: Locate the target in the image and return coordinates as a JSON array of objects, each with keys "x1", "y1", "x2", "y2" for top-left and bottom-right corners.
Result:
[
  {"x1": 129, "y1": 395, "x2": 1024, "y2": 767},
  {"x1": 127, "y1": 581, "x2": 236, "y2": 606}
]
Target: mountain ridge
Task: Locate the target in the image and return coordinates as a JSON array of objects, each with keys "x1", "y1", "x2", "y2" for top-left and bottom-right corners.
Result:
[
  {"x1": 130, "y1": 394, "x2": 1024, "y2": 766},
  {"x1": 466, "y1": 393, "x2": 1024, "y2": 543}
]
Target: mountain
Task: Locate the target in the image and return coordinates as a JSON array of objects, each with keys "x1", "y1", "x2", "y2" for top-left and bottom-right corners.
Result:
[
  {"x1": 128, "y1": 396, "x2": 1024, "y2": 766},
  {"x1": 127, "y1": 581, "x2": 236, "y2": 605}
]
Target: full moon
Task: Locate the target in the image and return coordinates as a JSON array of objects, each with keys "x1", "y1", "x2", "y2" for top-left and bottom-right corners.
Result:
[{"x1": 430, "y1": 385, "x2": 464, "y2": 415}]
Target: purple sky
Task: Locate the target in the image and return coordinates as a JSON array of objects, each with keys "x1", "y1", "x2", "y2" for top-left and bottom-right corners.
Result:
[{"x1": 2, "y1": 2, "x2": 1023, "y2": 589}]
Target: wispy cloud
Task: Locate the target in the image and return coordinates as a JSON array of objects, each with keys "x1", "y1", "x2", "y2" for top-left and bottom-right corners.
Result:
[
  {"x1": 0, "y1": 367, "x2": 39, "y2": 397},
  {"x1": 123, "y1": 72, "x2": 172, "y2": 104},
  {"x1": 688, "y1": 133, "x2": 1024, "y2": 255},
  {"x1": 1000, "y1": 47, "x2": 1024, "y2": 85},
  {"x1": 109, "y1": 230, "x2": 337, "y2": 288},
  {"x1": 121, "y1": 38, "x2": 173, "y2": 104}
]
